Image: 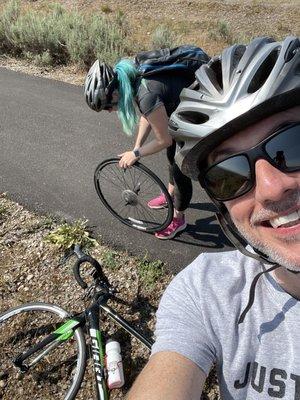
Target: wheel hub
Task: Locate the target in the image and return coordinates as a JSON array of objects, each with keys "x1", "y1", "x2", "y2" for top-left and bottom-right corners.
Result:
[{"x1": 122, "y1": 190, "x2": 138, "y2": 206}]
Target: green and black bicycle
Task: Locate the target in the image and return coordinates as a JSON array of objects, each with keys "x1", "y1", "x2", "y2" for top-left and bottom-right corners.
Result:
[{"x1": 0, "y1": 245, "x2": 153, "y2": 399}]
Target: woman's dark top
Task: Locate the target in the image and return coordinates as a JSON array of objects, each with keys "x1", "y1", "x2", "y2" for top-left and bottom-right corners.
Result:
[
  {"x1": 135, "y1": 71, "x2": 195, "y2": 117},
  {"x1": 134, "y1": 71, "x2": 194, "y2": 211}
]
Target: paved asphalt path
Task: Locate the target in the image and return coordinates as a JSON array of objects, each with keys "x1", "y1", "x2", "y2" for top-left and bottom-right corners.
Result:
[{"x1": 0, "y1": 67, "x2": 233, "y2": 273}]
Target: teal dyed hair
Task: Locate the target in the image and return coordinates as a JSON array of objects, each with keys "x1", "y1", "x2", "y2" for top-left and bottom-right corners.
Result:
[{"x1": 114, "y1": 59, "x2": 139, "y2": 135}]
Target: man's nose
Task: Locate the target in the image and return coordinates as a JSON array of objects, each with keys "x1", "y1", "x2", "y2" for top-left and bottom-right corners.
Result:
[{"x1": 254, "y1": 159, "x2": 298, "y2": 204}]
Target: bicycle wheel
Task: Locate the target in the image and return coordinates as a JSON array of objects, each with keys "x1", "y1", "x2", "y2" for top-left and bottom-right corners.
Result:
[
  {"x1": 94, "y1": 158, "x2": 174, "y2": 233},
  {"x1": 0, "y1": 302, "x2": 86, "y2": 400}
]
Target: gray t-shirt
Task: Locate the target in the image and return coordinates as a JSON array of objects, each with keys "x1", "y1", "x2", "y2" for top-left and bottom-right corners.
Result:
[{"x1": 152, "y1": 249, "x2": 300, "y2": 399}]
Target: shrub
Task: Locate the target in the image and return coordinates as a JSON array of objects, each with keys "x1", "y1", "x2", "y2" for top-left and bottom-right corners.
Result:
[
  {"x1": 217, "y1": 20, "x2": 232, "y2": 43},
  {"x1": 151, "y1": 24, "x2": 177, "y2": 49},
  {"x1": 92, "y1": 13, "x2": 131, "y2": 65},
  {"x1": 66, "y1": 12, "x2": 130, "y2": 67},
  {"x1": 0, "y1": 1, "x2": 134, "y2": 67},
  {"x1": 101, "y1": 5, "x2": 112, "y2": 13},
  {"x1": 33, "y1": 51, "x2": 53, "y2": 67},
  {"x1": 0, "y1": 0, "x2": 21, "y2": 54},
  {"x1": 8, "y1": 10, "x2": 69, "y2": 63},
  {"x1": 209, "y1": 20, "x2": 234, "y2": 45},
  {"x1": 44, "y1": 219, "x2": 96, "y2": 250},
  {"x1": 137, "y1": 257, "x2": 164, "y2": 289}
]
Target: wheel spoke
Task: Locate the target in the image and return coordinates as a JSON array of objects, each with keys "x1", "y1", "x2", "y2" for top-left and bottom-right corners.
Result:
[
  {"x1": 95, "y1": 160, "x2": 173, "y2": 232},
  {"x1": 136, "y1": 202, "x2": 162, "y2": 225},
  {"x1": 98, "y1": 172, "x2": 125, "y2": 191}
]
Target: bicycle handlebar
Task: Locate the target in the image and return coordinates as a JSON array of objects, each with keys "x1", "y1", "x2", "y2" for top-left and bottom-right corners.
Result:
[{"x1": 72, "y1": 245, "x2": 110, "y2": 290}]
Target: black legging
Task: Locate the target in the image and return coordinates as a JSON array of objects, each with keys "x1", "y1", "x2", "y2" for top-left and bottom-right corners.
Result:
[{"x1": 166, "y1": 140, "x2": 193, "y2": 212}]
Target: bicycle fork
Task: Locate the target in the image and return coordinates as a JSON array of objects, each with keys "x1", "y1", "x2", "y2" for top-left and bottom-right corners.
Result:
[{"x1": 13, "y1": 318, "x2": 81, "y2": 372}]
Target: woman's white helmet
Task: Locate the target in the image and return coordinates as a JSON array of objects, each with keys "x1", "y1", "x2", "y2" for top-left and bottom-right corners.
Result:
[
  {"x1": 169, "y1": 36, "x2": 300, "y2": 179},
  {"x1": 84, "y1": 60, "x2": 116, "y2": 112}
]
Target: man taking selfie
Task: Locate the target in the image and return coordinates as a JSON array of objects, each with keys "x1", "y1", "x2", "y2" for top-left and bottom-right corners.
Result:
[{"x1": 127, "y1": 36, "x2": 300, "y2": 399}]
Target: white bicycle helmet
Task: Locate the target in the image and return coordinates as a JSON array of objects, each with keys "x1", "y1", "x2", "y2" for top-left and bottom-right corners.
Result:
[
  {"x1": 169, "y1": 37, "x2": 300, "y2": 322},
  {"x1": 84, "y1": 60, "x2": 117, "y2": 112},
  {"x1": 169, "y1": 36, "x2": 300, "y2": 179}
]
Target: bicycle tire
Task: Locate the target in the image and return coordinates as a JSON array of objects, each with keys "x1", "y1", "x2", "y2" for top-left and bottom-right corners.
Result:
[
  {"x1": 0, "y1": 302, "x2": 86, "y2": 400},
  {"x1": 94, "y1": 158, "x2": 174, "y2": 233}
]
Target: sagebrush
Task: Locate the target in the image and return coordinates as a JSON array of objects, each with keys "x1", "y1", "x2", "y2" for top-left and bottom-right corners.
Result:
[{"x1": 0, "y1": 0, "x2": 133, "y2": 67}]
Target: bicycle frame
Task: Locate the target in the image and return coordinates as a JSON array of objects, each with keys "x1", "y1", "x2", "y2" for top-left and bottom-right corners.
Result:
[
  {"x1": 88, "y1": 302, "x2": 109, "y2": 400},
  {"x1": 13, "y1": 292, "x2": 153, "y2": 400}
]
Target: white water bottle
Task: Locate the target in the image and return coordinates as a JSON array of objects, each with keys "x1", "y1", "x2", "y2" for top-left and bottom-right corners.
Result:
[{"x1": 105, "y1": 340, "x2": 125, "y2": 389}]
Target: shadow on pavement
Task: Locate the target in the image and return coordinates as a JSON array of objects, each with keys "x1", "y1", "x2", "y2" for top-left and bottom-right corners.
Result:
[
  {"x1": 188, "y1": 201, "x2": 218, "y2": 213},
  {"x1": 173, "y1": 202, "x2": 234, "y2": 250}
]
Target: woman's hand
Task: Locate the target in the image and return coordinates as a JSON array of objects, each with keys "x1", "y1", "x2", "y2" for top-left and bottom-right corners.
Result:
[{"x1": 118, "y1": 151, "x2": 139, "y2": 168}]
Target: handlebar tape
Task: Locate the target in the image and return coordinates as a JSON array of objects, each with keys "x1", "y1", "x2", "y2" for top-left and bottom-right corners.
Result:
[{"x1": 73, "y1": 255, "x2": 107, "y2": 289}]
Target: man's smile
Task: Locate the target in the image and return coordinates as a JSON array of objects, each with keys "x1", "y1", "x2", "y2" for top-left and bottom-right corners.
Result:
[
  {"x1": 254, "y1": 206, "x2": 300, "y2": 238},
  {"x1": 269, "y1": 209, "x2": 300, "y2": 229}
]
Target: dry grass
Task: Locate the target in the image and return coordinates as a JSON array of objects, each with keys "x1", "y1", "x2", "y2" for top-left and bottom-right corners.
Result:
[
  {"x1": 0, "y1": 0, "x2": 298, "y2": 81},
  {"x1": 0, "y1": 0, "x2": 299, "y2": 58}
]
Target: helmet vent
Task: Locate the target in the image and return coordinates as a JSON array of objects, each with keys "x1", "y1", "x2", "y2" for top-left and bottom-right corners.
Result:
[
  {"x1": 247, "y1": 48, "x2": 279, "y2": 93},
  {"x1": 232, "y1": 45, "x2": 246, "y2": 72},
  {"x1": 284, "y1": 38, "x2": 300, "y2": 62},
  {"x1": 177, "y1": 111, "x2": 209, "y2": 124},
  {"x1": 211, "y1": 58, "x2": 223, "y2": 90}
]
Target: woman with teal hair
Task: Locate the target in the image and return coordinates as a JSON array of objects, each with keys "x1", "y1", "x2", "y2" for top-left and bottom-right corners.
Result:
[{"x1": 84, "y1": 57, "x2": 195, "y2": 239}]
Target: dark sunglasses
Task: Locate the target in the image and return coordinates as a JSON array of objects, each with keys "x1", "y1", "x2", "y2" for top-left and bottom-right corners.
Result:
[{"x1": 201, "y1": 122, "x2": 300, "y2": 202}]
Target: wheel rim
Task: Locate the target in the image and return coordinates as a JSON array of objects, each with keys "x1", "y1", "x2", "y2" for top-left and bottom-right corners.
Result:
[{"x1": 94, "y1": 159, "x2": 173, "y2": 232}]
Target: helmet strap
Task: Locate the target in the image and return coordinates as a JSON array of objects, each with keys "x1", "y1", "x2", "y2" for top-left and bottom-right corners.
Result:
[
  {"x1": 208, "y1": 192, "x2": 273, "y2": 264},
  {"x1": 214, "y1": 203, "x2": 299, "y2": 323},
  {"x1": 215, "y1": 211, "x2": 274, "y2": 264},
  {"x1": 237, "y1": 264, "x2": 280, "y2": 324},
  {"x1": 215, "y1": 207, "x2": 300, "y2": 273}
]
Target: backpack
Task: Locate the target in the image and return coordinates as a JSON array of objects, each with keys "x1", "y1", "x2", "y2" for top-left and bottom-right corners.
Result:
[{"x1": 134, "y1": 45, "x2": 210, "y2": 77}]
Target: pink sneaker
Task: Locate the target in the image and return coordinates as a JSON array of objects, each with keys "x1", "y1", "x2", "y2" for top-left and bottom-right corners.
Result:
[
  {"x1": 147, "y1": 193, "x2": 169, "y2": 209},
  {"x1": 155, "y1": 217, "x2": 187, "y2": 240}
]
